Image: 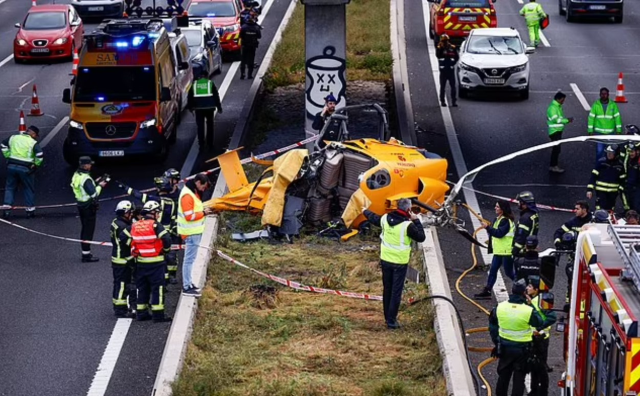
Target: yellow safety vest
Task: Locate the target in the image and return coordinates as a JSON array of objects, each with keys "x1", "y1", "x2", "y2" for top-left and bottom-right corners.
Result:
[
  {"x1": 71, "y1": 171, "x2": 101, "y2": 203},
  {"x1": 177, "y1": 186, "x2": 206, "y2": 236},
  {"x1": 492, "y1": 216, "x2": 515, "y2": 256},
  {"x1": 379, "y1": 214, "x2": 412, "y2": 265},
  {"x1": 496, "y1": 301, "x2": 534, "y2": 343},
  {"x1": 531, "y1": 295, "x2": 551, "y2": 339}
]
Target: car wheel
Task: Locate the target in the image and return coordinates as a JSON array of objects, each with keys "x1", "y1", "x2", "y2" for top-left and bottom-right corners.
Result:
[
  {"x1": 559, "y1": 0, "x2": 566, "y2": 15},
  {"x1": 566, "y1": 6, "x2": 575, "y2": 22},
  {"x1": 614, "y1": 15, "x2": 623, "y2": 23},
  {"x1": 520, "y1": 85, "x2": 530, "y2": 100},
  {"x1": 63, "y1": 141, "x2": 78, "y2": 166},
  {"x1": 458, "y1": 86, "x2": 468, "y2": 99}
]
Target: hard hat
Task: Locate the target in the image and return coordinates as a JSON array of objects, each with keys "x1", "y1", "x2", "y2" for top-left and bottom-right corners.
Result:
[
  {"x1": 562, "y1": 231, "x2": 576, "y2": 244},
  {"x1": 163, "y1": 168, "x2": 181, "y2": 181},
  {"x1": 79, "y1": 156, "x2": 94, "y2": 166},
  {"x1": 525, "y1": 235, "x2": 538, "y2": 249},
  {"x1": 528, "y1": 275, "x2": 540, "y2": 290},
  {"x1": 142, "y1": 200, "x2": 161, "y2": 214},
  {"x1": 512, "y1": 278, "x2": 527, "y2": 295},
  {"x1": 626, "y1": 124, "x2": 640, "y2": 135},
  {"x1": 324, "y1": 93, "x2": 337, "y2": 103},
  {"x1": 516, "y1": 191, "x2": 535, "y2": 205},
  {"x1": 154, "y1": 176, "x2": 172, "y2": 193},
  {"x1": 440, "y1": 34, "x2": 450, "y2": 41},
  {"x1": 605, "y1": 144, "x2": 618, "y2": 153},
  {"x1": 115, "y1": 200, "x2": 133, "y2": 214},
  {"x1": 593, "y1": 209, "x2": 609, "y2": 223}
]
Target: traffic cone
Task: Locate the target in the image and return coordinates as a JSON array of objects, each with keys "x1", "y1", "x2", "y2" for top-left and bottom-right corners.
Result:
[
  {"x1": 29, "y1": 84, "x2": 43, "y2": 116},
  {"x1": 18, "y1": 111, "x2": 26, "y2": 132},
  {"x1": 71, "y1": 48, "x2": 79, "y2": 76},
  {"x1": 615, "y1": 72, "x2": 628, "y2": 103}
]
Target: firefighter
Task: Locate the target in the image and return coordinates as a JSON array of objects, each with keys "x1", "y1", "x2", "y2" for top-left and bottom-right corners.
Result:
[
  {"x1": 239, "y1": 15, "x2": 261, "y2": 80},
  {"x1": 587, "y1": 87, "x2": 623, "y2": 160},
  {"x1": 489, "y1": 278, "x2": 544, "y2": 396},
  {"x1": 519, "y1": 0, "x2": 546, "y2": 48},
  {"x1": 436, "y1": 34, "x2": 458, "y2": 107},
  {"x1": 553, "y1": 200, "x2": 592, "y2": 247},
  {"x1": 547, "y1": 91, "x2": 573, "y2": 173},
  {"x1": 526, "y1": 276, "x2": 557, "y2": 396},
  {"x1": 163, "y1": 168, "x2": 182, "y2": 202},
  {"x1": 513, "y1": 236, "x2": 541, "y2": 283},
  {"x1": 131, "y1": 201, "x2": 173, "y2": 322},
  {"x1": 586, "y1": 144, "x2": 626, "y2": 212},
  {"x1": 187, "y1": 60, "x2": 223, "y2": 150},
  {"x1": 625, "y1": 144, "x2": 640, "y2": 212},
  {"x1": 71, "y1": 156, "x2": 109, "y2": 262},
  {"x1": 110, "y1": 200, "x2": 135, "y2": 318},
  {"x1": 512, "y1": 191, "x2": 540, "y2": 257}
]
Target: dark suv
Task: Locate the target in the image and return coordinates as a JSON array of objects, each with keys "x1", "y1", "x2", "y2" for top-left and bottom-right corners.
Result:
[{"x1": 559, "y1": 0, "x2": 623, "y2": 23}]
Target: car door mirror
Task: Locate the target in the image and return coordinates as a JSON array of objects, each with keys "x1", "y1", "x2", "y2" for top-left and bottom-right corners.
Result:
[
  {"x1": 525, "y1": 46, "x2": 535, "y2": 54},
  {"x1": 178, "y1": 61, "x2": 189, "y2": 70},
  {"x1": 62, "y1": 88, "x2": 72, "y2": 104},
  {"x1": 160, "y1": 87, "x2": 172, "y2": 102},
  {"x1": 15, "y1": 23, "x2": 20, "y2": 28}
]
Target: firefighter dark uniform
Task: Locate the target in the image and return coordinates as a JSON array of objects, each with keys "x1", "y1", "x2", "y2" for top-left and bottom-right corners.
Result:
[
  {"x1": 489, "y1": 280, "x2": 544, "y2": 396},
  {"x1": 187, "y1": 62, "x2": 222, "y2": 149},
  {"x1": 514, "y1": 236, "x2": 541, "y2": 282},
  {"x1": 110, "y1": 201, "x2": 135, "y2": 317},
  {"x1": 625, "y1": 145, "x2": 640, "y2": 211},
  {"x1": 239, "y1": 17, "x2": 261, "y2": 79},
  {"x1": 512, "y1": 191, "x2": 540, "y2": 257},
  {"x1": 587, "y1": 145, "x2": 626, "y2": 211},
  {"x1": 71, "y1": 156, "x2": 107, "y2": 262},
  {"x1": 553, "y1": 211, "x2": 592, "y2": 246},
  {"x1": 131, "y1": 201, "x2": 173, "y2": 322},
  {"x1": 528, "y1": 279, "x2": 557, "y2": 396},
  {"x1": 435, "y1": 34, "x2": 459, "y2": 107}
]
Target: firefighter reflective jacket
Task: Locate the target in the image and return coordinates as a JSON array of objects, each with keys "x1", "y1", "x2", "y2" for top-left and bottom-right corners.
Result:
[
  {"x1": 519, "y1": 2, "x2": 546, "y2": 26},
  {"x1": 547, "y1": 99, "x2": 570, "y2": 136},
  {"x1": 131, "y1": 217, "x2": 171, "y2": 264},
  {"x1": 380, "y1": 213, "x2": 412, "y2": 264},
  {"x1": 1, "y1": 133, "x2": 43, "y2": 168},
  {"x1": 553, "y1": 212, "x2": 593, "y2": 245},
  {"x1": 110, "y1": 216, "x2": 132, "y2": 265},
  {"x1": 588, "y1": 157, "x2": 626, "y2": 195},
  {"x1": 513, "y1": 209, "x2": 540, "y2": 256},
  {"x1": 588, "y1": 99, "x2": 622, "y2": 135}
]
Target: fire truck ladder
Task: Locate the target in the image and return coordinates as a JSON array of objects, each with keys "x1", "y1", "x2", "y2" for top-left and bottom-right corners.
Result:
[{"x1": 608, "y1": 223, "x2": 640, "y2": 291}]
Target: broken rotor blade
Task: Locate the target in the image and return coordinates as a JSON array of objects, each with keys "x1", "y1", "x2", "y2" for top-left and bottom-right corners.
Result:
[{"x1": 455, "y1": 225, "x2": 487, "y2": 248}]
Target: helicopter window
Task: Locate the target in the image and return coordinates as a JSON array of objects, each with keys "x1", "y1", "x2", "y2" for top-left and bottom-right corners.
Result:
[{"x1": 366, "y1": 169, "x2": 391, "y2": 190}]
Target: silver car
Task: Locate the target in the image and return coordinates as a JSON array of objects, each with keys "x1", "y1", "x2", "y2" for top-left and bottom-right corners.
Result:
[{"x1": 182, "y1": 19, "x2": 223, "y2": 76}]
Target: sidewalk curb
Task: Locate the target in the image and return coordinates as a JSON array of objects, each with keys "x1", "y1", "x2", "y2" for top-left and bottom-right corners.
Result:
[{"x1": 421, "y1": 226, "x2": 477, "y2": 396}]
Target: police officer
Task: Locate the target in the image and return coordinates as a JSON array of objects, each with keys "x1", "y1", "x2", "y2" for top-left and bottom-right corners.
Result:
[
  {"x1": 512, "y1": 191, "x2": 540, "y2": 257},
  {"x1": 239, "y1": 15, "x2": 261, "y2": 79},
  {"x1": 489, "y1": 279, "x2": 544, "y2": 396},
  {"x1": 587, "y1": 144, "x2": 626, "y2": 211},
  {"x1": 363, "y1": 199, "x2": 426, "y2": 329},
  {"x1": 188, "y1": 60, "x2": 223, "y2": 150},
  {"x1": 514, "y1": 236, "x2": 541, "y2": 283},
  {"x1": 526, "y1": 276, "x2": 557, "y2": 396},
  {"x1": 553, "y1": 200, "x2": 592, "y2": 247},
  {"x1": 71, "y1": 156, "x2": 108, "y2": 262},
  {"x1": 131, "y1": 201, "x2": 173, "y2": 323},
  {"x1": 1, "y1": 125, "x2": 43, "y2": 219},
  {"x1": 110, "y1": 200, "x2": 135, "y2": 318},
  {"x1": 436, "y1": 34, "x2": 458, "y2": 107}
]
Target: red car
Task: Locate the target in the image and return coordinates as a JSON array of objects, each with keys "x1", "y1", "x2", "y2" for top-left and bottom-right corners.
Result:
[
  {"x1": 14, "y1": 5, "x2": 84, "y2": 63},
  {"x1": 187, "y1": 0, "x2": 243, "y2": 53}
]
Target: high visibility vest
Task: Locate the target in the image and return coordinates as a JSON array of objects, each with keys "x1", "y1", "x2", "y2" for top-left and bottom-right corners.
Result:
[
  {"x1": 193, "y1": 78, "x2": 213, "y2": 97},
  {"x1": 131, "y1": 219, "x2": 165, "y2": 263},
  {"x1": 177, "y1": 186, "x2": 206, "y2": 236},
  {"x1": 379, "y1": 214, "x2": 412, "y2": 265},
  {"x1": 71, "y1": 171, "x2": 101, "y2": 203},
  {"x1": 531, "y1": 295, "x2": 551, "y2": 339},
  {"x1": 588, "y1": 100, "x2": 622, "y2": 135},
  {"x1": 3, "y1": 134, "x2": 41, "y2": 166},
  {"x1": 520, "y1": 2, "x2": 545, "y2": 26},
  {"x1": 547, "y1": 100, "x2": 569, "y2": 136},
  {"x1": 492, "y1": 216, "x2": 515, "y2": 256},
  {"x1": 496, "y1": 301, "x2": 534, "y2": 343}
]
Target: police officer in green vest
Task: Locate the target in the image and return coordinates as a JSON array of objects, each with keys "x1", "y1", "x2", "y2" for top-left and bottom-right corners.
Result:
[
  {"x1": 1, "y1": 125, "x2": 43, "y2": 219},
  {"x1": 489, "y1": 279, "x2": 545, "y2": 396},
  {"x1": 526, "y1": 275, "x2": 557, "y2": 396},
  {"x1": 187, "y1": 60, "x2": 222, "y2": 150},
  {"x1": 71, "y1": 156, "x2": 109, "y2": 262},
  {"x1": 363, "y1": 198, "x2": 426, "y2": 329}
]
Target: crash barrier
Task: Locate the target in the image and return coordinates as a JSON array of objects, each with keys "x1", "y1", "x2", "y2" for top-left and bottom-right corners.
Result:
[
  {"x1": 216, "y1": 250, "x2": 384, "y2": 301},
  {"x1": 2, "y1": 135, "x2": 322, "y2": 211}
]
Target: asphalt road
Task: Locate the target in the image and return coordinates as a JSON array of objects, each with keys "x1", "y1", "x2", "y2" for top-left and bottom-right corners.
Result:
[
  {"x1": 405, "y1": 0, "x2": 640, "y2": 394},
  {"x1": 0, "y1": 0, "x2": 292, "y2": 394}
]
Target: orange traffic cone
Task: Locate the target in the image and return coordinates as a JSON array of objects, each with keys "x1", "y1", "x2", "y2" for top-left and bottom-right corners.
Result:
[
  {"x1": 18, "y1": 111, "x2": 26, "y2": 132},
  {"x1": 615, "y1": 72, "x2": 628, "y2": 103},
  {"x1": 31, "y1": 0, "x2": 36, "y2": 6},
  {"x1": 29, "y1": 84, "x2": 43, "y2": 116},
  {"x1": 71, "y1": 48, "x2": 79, "y2": 76}
]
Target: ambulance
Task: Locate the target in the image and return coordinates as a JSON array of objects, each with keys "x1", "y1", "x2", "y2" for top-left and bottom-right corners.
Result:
[{"x1": 62, "y1": 18, "x2": 184, "y2": 164}]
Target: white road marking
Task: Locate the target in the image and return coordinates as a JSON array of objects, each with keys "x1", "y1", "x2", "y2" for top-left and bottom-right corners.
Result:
[
  {"x1": 0, "y1": 54, "x2": 14, "y2": 68},
  {"x1": 570, "y1": 83, "x2": 591, "y2": 111},
  {"x1": 86, "y1": 319, "x2": 132, "y2": 396},
  {"x1": 517, "y1": 0, "x2": 524, "y2": 4},
  {"x1": 40, "y1": 116, "x2": 68, "y2": 148},
  {"x1": 539, "y1": 30, "x2": 550, "y2": 47}
]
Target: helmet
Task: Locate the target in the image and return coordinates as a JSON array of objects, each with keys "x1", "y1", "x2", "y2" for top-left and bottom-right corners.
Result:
[
  {"x1": 594, "y1": 209, "x2": 610, "y2": 223},
  {"x1": 525, "y1": 235, "x2": 538, "y2": 249},
  {"x1": 440, "y1": 34, "x2": 450, "y2": 41},
  {"x1": 142, "y1": 200, "x2": 161, "y2": 214},
  {"x1": 605, "y1": 144, "x2": 618, "y2": 154},
  {"x1": 516, "y1": 190, "x2": 535, "y2": 205},
  {"x1": 154, "y1": 176, "x2": 172, "y2": 193},
  {"x1": 163, "y1": 168, "x2": 181, "y2": 181},
  {"x1": 562, "y1": 231, "x2": 576, "y2": 244},
  {"x1": 115, "y1": 200, "x2": 133, "y2": 215},
  {"x1": 626, "y1": 124, "x2": 640, "y2": 135}
]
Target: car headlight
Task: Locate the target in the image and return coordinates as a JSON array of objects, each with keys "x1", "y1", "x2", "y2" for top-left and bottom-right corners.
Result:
[
  {"x1": 223, "y1": 23, "x2": 240, "y2": 34},
  {"x1": 141, "y1": 118, "x2": 156, "y2": 128},
  {"x1": 54, "y1": 37, "x2": 68, "y2": 45},
  {"x1": 16, "y1": 39, "x2": 27, "y2": 46},
  {"x1": 459, "y1": 62, "x2": 476, "y2": 72},
  {"x1": 69, "y1": 120, "x2": 83, "y2": 129},
  {"x1": 511, "y1": 63, "x2": 527, "y2": 73}
]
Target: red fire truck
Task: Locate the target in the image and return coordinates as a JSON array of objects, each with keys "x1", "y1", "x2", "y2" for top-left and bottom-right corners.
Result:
[{"x1": 560, "y1": 223, "x2": 640, "y2": 396}]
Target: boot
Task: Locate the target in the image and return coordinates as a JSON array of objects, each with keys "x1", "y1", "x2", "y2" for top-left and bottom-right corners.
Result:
[
  {"x1": 153, "y1": 315, "x2": 173, "y2": 323},
  {"x1": 2, "y1": 210, "x2": 9, "y2": 219},
  {"x1": 26, "y1": 210, "x2": 35, "y2": 219},
  {"x1": 549, "y1": 166, "x2": 565, "y2": 173},
  {"x1": 81, "y1": 254, "x2": 99, "y2": 263},
  {"x1": 474, "y1": 287, "x2": 492, "y2": 299},
  {"x1": 440, "y1": 102, "x2": 447, "y2": 107},
  {"x1": 240, "y1": 73, "x2": 245, "y2": 80}
]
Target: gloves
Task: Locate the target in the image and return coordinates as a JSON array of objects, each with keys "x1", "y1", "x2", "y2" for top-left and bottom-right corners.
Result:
[{"x1": 491, "y1": 346, "x2": 499, "y2": 358}]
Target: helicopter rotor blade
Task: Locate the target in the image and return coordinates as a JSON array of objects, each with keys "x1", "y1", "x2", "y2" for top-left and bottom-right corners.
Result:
[{"x1": 455, "y1": 226, "x2": 487, "y2": 248}]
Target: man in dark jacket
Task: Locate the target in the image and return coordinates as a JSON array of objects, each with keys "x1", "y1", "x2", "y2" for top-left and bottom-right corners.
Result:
[
  {"x1": 625, "y1": 144, "x2": 640, "y2": 211},
  {"x1": 435, "y1": 34, "x2": 459, "y2": 107},
  {"x1": 512, "y1": 191, "x2": 540, "y2": 257},
  {"x1": 553, "y1": 200, "x2": 592, "y2": 247},
  {"x1": 239, "y1": 16, "x2": 262, "y2": 79},
  {"x1": 312, "y1": 93, "x2": 342, "y2": 144},
  {"x1": 363, "y1": 198, "x2": 426, "y2": 329},
  {"x1": 587, "y1": 144, "x2": 626, "y2": 211},
  {"x1": 514, "y1": 236, "x2": 541, "y2": 282},
  {"x1": 187, "y1": 60, "x2": 222, "y2": 149}
]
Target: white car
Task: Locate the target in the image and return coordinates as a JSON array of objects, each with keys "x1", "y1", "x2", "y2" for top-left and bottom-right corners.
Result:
[
  {"x1": 168, "y1": 32, "x2": 193, "y2": 119},
  {"x1": 456, "y1": 28, "x2": 534, "y2": 100},
  {"x1": 70, "y1": 0, "x2": 124, "y2": 19}
]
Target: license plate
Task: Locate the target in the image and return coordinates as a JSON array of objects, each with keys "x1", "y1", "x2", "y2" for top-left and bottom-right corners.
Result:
[
  {"x1": 589, "y1": 5, "x2": 606, "y2": 10},
  {"x1": 99, "y1": 150, "x2": 124, "y2": 157},
  {"x1": 88, "y1": 6, "x2": 104, "y2": 11},
  {"x1": 31, "y1": 48, "x2": 49, "y2": 53},
  {"x1": 459, "y1": 16, "x2": 476, "y2": 22},
  {"x1": 484, "y1": 78, "x2": 505, "y2": 85}
]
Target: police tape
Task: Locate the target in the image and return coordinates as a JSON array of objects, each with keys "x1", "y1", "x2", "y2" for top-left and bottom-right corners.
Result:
[
  {"x1": 216, "y1": 250, "x2": 384, "y2": 301},
  {"x1": 3, "y1": 135, "x2": 322, "y2": 210}
]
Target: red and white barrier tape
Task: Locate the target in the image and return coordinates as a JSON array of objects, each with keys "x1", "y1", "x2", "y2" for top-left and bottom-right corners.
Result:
[{"x1": 216, "y1": 250, "x2": 383, "y2": 301}]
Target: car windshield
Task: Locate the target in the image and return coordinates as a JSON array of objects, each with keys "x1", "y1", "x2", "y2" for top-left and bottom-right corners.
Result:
[
  {"x1": 74, "y1": 67, "x2": 156, "y2": 102},
  {"x1": 183, "y1": 30, "x2": 203, "y2": 47},
  {"x1": 23, "y1": 12, "x2": 66, "y2": 30},
  {"x1": 187, "y1": 2, "x2": 236, "y2": 17},
  {"x1": 446, "y1": 0, "x2": 490, "y2": 7},
  {"x1": 466, "y1": 36, "x2": 523, "y2": 55}
]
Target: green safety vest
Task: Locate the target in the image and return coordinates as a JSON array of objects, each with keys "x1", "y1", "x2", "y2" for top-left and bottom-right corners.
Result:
[
  {"x1": 492, "y1": 216, "x2": 515, "y2": 256},
  {"x1": 3, "y1": 133, "x2": 42, "y2": 166},
  {"x1": 497, "y1": 301, "x2": 534, "y2": 343},
  {"x1": 177, "y1": 185, "x2": 206, "y2": 236},
  {"x1": 71, "y1": 171, "x2": 101, "y2": 203},
  {"x1": 531, "y1": 295, "x2": 551, "y2": 339},
  {"x1": 547, "y1": 100, "x2": 570, "y2": 136},
  {"x1": 588, "y1": 100, "x2": 622, "y2": 135},
  {"x1": 193, "y1": 78, "x2": 213, "y2": 97},
  {"x1": 379, "y1": 214, "x2": 412, "y2": 265},
  {"x1": 520, "y1": 2, "x2": 545, "y2": 26}
]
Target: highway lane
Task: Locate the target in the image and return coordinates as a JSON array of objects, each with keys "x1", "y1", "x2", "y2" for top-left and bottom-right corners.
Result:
[
  {"x1": 0, "y1": 0, "x2": 291, "y2": 394},
  {"x1": 407, "y1": 0, "x2": 640, "y2": 393}
]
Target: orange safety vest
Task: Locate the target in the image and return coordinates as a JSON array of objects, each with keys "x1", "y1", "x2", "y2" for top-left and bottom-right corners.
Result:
[{"x1": 131, "y1": 219, "x2": 164, "y2": 262}]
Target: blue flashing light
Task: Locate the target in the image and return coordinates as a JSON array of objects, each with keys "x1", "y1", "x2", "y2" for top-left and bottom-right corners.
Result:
[
  {"x1": 206, "y1": 13, "x2": 217, "y2": 16},
  {"x1": 132, "y1": 36, "x2": 145, "y2": 47},
  {"x1": 143, "y1": 67, "x2": 150, "y2": 71},
  {"x1": 82, "y1": 68, "x2": 89, "y2": 73},
  {"x1": 148, "y1": 33, "x2": 160, "y2": 39},
  {"x1": 115, "y1": 41, "x2": 129, "y2": 48},
  {"x1": 96, "y1": 96, "x2": 105, "y2": 102}
]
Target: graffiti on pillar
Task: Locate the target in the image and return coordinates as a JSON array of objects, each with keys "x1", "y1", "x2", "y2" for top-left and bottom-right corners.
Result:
[{"x1": 305, "y1": 46, "x2": 347, "y2": 119}]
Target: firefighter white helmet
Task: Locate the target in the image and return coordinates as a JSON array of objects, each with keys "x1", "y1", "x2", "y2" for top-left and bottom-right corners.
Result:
[
  {"x1": 142, "y1": 201, "x2": 161, "y2": 214},
  {"x1": 115, "y1": 200, "x2": 133, "y2": 214}
]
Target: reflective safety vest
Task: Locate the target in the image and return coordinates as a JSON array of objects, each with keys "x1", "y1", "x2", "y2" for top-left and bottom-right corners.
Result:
[
  {"x1": 131, "y1": 219, "x2": 165, "y2": 263},
  {"x1": 110, "y1": 218, "x2": 132, "y2": 265},
  {"x1": 496, "y1": 301, "x2": 534, "y2": 343},
  {"x1": 379, "y1": 214, "x2": 412, "y2": 265},
  {"x1": 177, "y1": 186, "x2": 206, "y2": 236},
  {"x1": 71, "y1": 171, "x2": 101, "y2": 203},
  {"x1": 193, "y1": 78, "x2": 213, "y2": 97},
  {"x1": 492, "y1": 216, "x2": 515, "y2": 256},
  {"x1": 547, "y1": 100, "x2": 569, "y2": 136},
  {"x1": 520, "y1": 2, "x2": 545, "y2": 26},
  {"x1": 531, "y1": 295, "x2": 551, "y2": 339},
  {"x1": 588, "y1": 99, "x2": 622, "y2": 135},
  {"x1": 2, "y1": 133, "x2": 42, "y2": 167}
]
